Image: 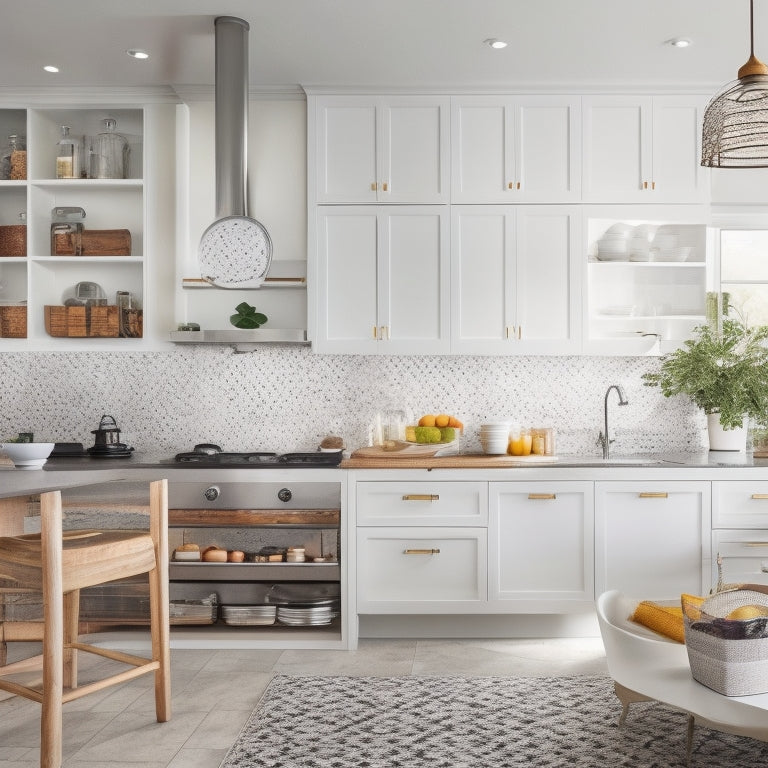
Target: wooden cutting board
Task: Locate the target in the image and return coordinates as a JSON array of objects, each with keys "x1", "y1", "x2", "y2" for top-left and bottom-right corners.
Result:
[{"x1": 343, "y1": 452, "x2": 559, "y2": 468}]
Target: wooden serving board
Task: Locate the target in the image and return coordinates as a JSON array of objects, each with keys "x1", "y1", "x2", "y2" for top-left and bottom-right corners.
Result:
[
  {"x1": 350, "y1": 441, "x2": 459, "y2": 460},
  {"x1": 343, "y1": 453, "x2": 559, "y2": 469}
]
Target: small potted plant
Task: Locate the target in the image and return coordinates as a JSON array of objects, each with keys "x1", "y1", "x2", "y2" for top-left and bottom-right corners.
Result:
[{"x1": 643, "y1": 315, "x2": 768, "y2": 451}]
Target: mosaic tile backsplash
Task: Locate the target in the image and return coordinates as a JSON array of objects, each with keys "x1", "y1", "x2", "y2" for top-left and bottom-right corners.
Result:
[{"x1": 0, "y1": 348, "x2": 709, "y2": 456}]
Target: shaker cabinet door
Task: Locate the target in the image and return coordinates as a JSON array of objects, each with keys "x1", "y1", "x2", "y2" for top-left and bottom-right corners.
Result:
[
  {"x1": 595, "y1": 481, "x2": 711, "y2": 600},
  {"x1": 489, "y1": 482, "x2": 594, "y2": 608},
  {"x1": 315, "y1": 207, "x2": 379, "y2": 353},
  {"x1": 314, "y1": 99, "x2": 378, "y2": 203}
]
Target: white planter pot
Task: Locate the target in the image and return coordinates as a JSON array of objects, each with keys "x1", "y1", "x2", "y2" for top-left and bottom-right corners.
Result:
[{"x1": 707, "y1": 413, "x2": 747, "y2": 451}]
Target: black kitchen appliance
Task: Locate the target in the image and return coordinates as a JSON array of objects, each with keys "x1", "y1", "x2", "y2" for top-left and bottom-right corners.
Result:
[
  {"x1": 87, "y1": 414, "x2": 134, "y2": 458},
  {"x1": 173, "y1": 443, "x2": 342, "y2": 468}
]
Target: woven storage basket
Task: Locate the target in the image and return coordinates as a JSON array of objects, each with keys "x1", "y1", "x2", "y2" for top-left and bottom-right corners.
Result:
[
  {"x1": 0, "y1": 305, "x2": 27, "y2": 338},
  {"x1": 683, "y1": 587, "x2": 768, "y2": 696},
  {"x1": 0, "y1": 224, "x2": 26, "y2": 256}
]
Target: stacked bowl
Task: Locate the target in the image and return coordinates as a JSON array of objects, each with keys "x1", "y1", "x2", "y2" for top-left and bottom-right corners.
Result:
[{"x1": 479, "y1": 422, "x2": 510, "y2": 455}]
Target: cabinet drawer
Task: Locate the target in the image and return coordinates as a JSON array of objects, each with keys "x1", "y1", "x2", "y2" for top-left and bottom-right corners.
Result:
[
  {"x1": 356, "y1": 527, "x2": 487, "y2": 610},
  {"x1": 356, "y1": 482, "x2": 487, "y2": 526},
  {"x1": 713, "y1": 481, "x2": 768, "y2": 528},
  {"x1": 711, "y1": 529, "x2": 768, "y2": 586}
]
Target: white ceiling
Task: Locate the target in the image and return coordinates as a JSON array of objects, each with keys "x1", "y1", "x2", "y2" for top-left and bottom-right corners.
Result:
[{"x1": 1, "y1": 0, "x2": 764, "y2": 93}]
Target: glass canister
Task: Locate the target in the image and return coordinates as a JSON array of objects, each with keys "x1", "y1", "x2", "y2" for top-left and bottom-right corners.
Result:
[
  {"x1": 0, "y1": 134, "x2": 25, "y2": 180},
  {"x1": 89, "y1": 118, "x2": 129, "y2": 179},
  {"x1": 530, "y1": 427, "x2": 556, "y2": 456}
]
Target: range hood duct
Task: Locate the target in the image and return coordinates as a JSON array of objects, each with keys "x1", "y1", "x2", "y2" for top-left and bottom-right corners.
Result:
[
  {"x1": 196, "y1": 15, "x2": 273, "y2": 290},
  {"x1": 214, "y1": 15, "x2": 249, "y2": 219}
]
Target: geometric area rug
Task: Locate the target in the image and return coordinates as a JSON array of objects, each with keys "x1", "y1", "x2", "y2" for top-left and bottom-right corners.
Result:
[{"x1": 219, "y1": 675, "x2": 768, "y2": 767}]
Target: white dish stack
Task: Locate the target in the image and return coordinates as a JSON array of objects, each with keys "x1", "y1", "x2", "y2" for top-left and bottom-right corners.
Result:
[{"x1": 479, "y1": 422, "x2": 510, "y2": 455}]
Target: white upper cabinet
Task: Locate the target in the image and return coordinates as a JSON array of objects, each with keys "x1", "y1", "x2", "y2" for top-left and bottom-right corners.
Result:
[
  {"x1": 313, "y1": 206, "x2": 449, "y2": 354},
  {"x1": 451, "y1": 205, "x2": 582, "y2": 354},
  {"x1": 582, "y1": 95, "x2": 709, "y2": 203},
  {"x1": 312, "y1": 95, "x2": 449, "y2": 203},
  {"x1": 451, "y1": 96, "x2": 581, "y2": 202}
]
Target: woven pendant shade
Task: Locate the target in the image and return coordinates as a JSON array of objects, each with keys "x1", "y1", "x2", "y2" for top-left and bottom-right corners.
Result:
[{"x1": 701, "y1": 0, "x2": 768, "y2": 168}]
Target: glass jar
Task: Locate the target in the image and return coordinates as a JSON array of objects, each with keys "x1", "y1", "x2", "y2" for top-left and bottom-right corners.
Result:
[
  {"x1": 508, "y1": 426, "x2": 532, "y2": 456},
  {"x1": 89, "y1": 118, "x2": 129, "y2": 179},
  {"x1": 56, "y1": 125, "x2": 76, "y2": 179},
  {"x1": 0, "y1": 134, "x2": 25, "y2": 180}
]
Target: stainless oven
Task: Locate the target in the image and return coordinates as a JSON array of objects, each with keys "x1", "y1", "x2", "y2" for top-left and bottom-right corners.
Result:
[{"x1": 167, "y1": 480, "x2": 342, "y2": 629}]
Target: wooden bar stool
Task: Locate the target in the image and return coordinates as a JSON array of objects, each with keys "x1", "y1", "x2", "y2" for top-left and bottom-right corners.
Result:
[{"x1": 0, "y1": 479, "x2": 171, "y2": 768}]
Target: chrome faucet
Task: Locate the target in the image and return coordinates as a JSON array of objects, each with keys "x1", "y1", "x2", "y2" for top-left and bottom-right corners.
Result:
[{"x1": 598, "y1": 385, "x2": 629, "y2": 459}]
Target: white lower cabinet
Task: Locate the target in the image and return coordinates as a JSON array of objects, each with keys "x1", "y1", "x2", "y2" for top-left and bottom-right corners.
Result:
[
  {"x1": 489, "y1": 482, "x2": 594, "y2": 608},
  {"x1": 356, "y1": 527, "x2": 487, "y2": 611},
  {"x1": 595, "y1": 481, "x2": 711, "y2": 600}
]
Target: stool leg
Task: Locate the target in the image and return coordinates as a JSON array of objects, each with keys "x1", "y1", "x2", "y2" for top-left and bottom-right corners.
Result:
[
  {"x1": 63, "y1": 590, "x2": 80, "y2": 690},
  {"x1": 149, "y1": 480, "x2": 170, "y2": 722},
  {"x1": 40, "y1": 491, "x2": 64, "y2": 768}
]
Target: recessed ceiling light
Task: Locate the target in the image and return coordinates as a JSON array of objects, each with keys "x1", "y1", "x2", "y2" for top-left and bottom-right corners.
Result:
[
  {"x1": 43, "y1": 65, "x2": 59, "y2": 73},
  {"x1": 669, "y1": 37, "x2": 692, "y2": 48},
  {"x1": 484, "y1": 38, "x2": 508, "y2": 50},
  {"x1": 126, "y1": 49, "x2": 149, "y2": 60}
]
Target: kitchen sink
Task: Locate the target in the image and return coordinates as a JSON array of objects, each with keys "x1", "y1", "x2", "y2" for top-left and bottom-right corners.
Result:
[{"x1": 555, "y1": 456, "x2": 667, "y2": 467}]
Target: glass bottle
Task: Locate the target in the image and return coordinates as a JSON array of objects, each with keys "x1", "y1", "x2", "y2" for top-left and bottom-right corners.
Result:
[{"x1": 56, "y1": 125, "x2": 75, "y2": 179}]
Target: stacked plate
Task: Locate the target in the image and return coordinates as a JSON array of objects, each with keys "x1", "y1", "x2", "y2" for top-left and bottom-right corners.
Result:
[
  {"x1": 277, "y1": 602, "x2": 339, "y2": 626},
  {"x1": 651, "y1": 245, "x2": 692, "y2": 262},
  {"x1": 596, "y1": 232, "x2": 629, "y2": 261},
  {"x1": 221, "y1": 605, "x2": 276, "y2": 626},
  {"x1": 479, "y1": 422, "x2": 510, "y2": 455}
]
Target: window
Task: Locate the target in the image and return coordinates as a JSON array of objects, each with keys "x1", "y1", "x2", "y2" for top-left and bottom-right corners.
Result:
[{"x1": 720, "y1": 230, "x2": 768, "y2": 327}]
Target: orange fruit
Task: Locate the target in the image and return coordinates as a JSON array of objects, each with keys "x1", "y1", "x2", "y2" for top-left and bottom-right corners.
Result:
[
  {"x1": 435, "y1": 414, "x2": 450, "y2": 427},
  {"x1": 418, "y1": 414, "x2": 436, "y2": 427},
  {"x1": 727, "y1": 605, "x2": 768, "y2": 620}
]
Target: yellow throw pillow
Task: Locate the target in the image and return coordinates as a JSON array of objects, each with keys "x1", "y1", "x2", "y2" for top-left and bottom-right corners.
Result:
[{"x1": 631, "y1": 601, "x2": 689, "y2": 644}]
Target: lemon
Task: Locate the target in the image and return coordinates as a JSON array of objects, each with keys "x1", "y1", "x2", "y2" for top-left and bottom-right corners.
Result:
[
  {"x1": 435, "y1": 414, "x2": 450, "y2": 428},
  {"x1": 726, "y1": 604, "x2": 768, "y2": 621}
]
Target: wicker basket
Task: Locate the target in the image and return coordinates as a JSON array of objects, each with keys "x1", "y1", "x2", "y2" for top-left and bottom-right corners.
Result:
[
  {"x1": 683, "y1": 587, "x2": 768, "y2": 696},
  {"x1": 0, "y1": 305, "x2": 27, "y2": 338},
  {"x1": 0, "y1": 224, "x2": 26, "y2": 257}
]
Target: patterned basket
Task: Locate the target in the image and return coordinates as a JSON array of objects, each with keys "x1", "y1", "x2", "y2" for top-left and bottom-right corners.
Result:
[
  {"x1": 0, "y1": 224, "x2": 26, "y2": 256},
  {"x1": 683, "y1": 586, "x2": 768, "y2": 696}
]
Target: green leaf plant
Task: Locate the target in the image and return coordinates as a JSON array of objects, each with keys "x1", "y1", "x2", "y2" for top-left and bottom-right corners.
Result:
[
  {"x1": 229, "y1": 302, "x2": 268, "y2": 330},
  {"x1": 642, "y1": 315, "x2": 768, "y2": 430}
]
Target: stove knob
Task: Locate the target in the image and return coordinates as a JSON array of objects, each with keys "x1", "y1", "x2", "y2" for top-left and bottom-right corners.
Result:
[
  {"x1": 203, "y1": 486, "x2": 220, "y2": 502},
  {"x1": 277, "y1": 487, "x2": 292, "y2": 503}
]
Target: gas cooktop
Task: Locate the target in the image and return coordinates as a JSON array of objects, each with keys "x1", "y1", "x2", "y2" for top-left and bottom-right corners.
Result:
[{"x1": 173, "y1": 444, "x2": 342, "y2": 468}]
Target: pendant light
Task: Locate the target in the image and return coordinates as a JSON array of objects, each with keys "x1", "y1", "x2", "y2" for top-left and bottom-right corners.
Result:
[{"x1": 701, "y1": 0, "x2": 768, "y2": 167}]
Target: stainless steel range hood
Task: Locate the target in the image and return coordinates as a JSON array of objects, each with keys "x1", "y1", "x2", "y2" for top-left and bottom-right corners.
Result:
[{"x1": 171, "y1": 17, "x2": 308, "y2": 347}]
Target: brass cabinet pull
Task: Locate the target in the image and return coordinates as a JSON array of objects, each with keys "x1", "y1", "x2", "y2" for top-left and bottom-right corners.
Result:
[
  {"x1": 516, "y1": 181, "x2": 521, "y2": 190},
  {"x1": 751, "y1": 494, "x2": 768, "y2": 499},
  {"x1": 404, "y1": 548, "x2": 441, "y2": 555},
  {"x1": 528, "y1": 493, "x2": 556, "y2": 500},
  {"x1": 638, "y1": 492, "x2": 668, "y2": 498},
  {"x1": 651, "y1": 181, "x2": 656, "y2": 190},
  {"x1": 382, "y1": 182, "x2": 388, "y2": 192},
  {"x1": 643, "y1": 180, "x2": 648, "y2": 189},
  {"x1": 385, "y1": 325, "x2": 390, "y2": 340},
  {"x1": 371, "y1": 182, "x2": 377, "y2": 191},
  {"x1": 517, "y1": 326, "x2": 522, "y2": 340},
  {"x1": 372, "y1": 325, "x2": 378, "y2": 340},
  {"x1": 402, "y1": 494, "x2": 439, "y2": 501},
  {"x1": 743, "y1": 541, "x2": 768, "y2": 547},
  {"x1": 508, "y1": 181, "x2": 514, "y2": 190}
]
